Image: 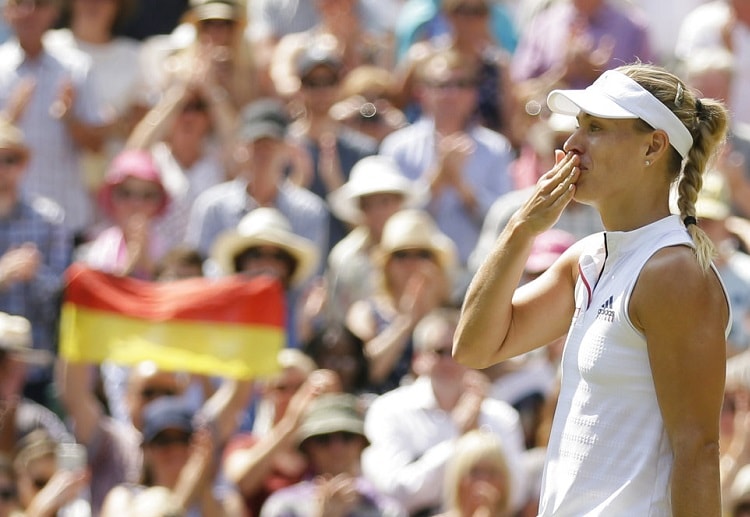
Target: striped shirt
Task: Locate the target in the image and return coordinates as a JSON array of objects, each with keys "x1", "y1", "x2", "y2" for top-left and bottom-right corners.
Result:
[{"x1": 0, "y1": 196, "x2": 72, "y2": 379}]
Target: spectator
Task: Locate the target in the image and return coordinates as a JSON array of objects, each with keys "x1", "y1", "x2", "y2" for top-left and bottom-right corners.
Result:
[
  {"x1": 380, "y1": 48, "x2": 514, "y2": 274},
  {"x1": 0, "y1": 312, "x2": 70, "y2": 459},
  {"x1": 12, "y1": 430, "x2": 90, "y2": 517},
  {"x1": 153, "y1": 246, "x2": 205, "y2": 281},
  {"x1": 269, "y1": 0, "x2": 391, "y2": 99},
  {"x1": 393, "y1": 0, "x2": 518, "y2": 63},
  {"x1": 79, "y1": 149, "x2": 170, "y2": 280},
  {"x1": 56, "y1": 357, "x2": 250, "y2": 514},
  {"x1": 302, "y1": 324, "x2": 370, "y2": 398},
  {"x1": 511, "y1": 0, "x2": 652, "y2": 100},
  {"x1": 329, "y1": 65, "x2": 408, "y2": 144},
  {"x1": 435, "y1": 429, "x2": 515, "y2": 517},
  {"x1": 0, "y1": 0, "x2": 107, "y2": 237},
  {"x1": 690, "y1": 172, "x2": 750, "y2": 355},
  {"x1": 100, "y1": 396, "x2": 244, "y2": 517},
  {"x1": 210, "y1": 207, "x2": 320, "y2": 348},
  {"x1": 361, "y1": 308, "x2": 528, "y2": 515},
  {"x1": 259, "y1": 392, "x2": 407, "y2": 517},
  {"x1": 44, "y1": 0, "x2": 146, "y2": 191},
  {"x1": 0, "y1": 118, "x2": 72, "y2": 405},
  {"x1": 285, "y1": 44, "x2": 379, "y2": 253},
  {"x1": 346, "y1": 209, "x2": 456, "y2": 394},
  {"x1": 399, "y1": 0, "x2": 517, "y2": 141},
  {"x1": 185, "y1": 97, "x2": 329, "y2": 271},
  {"x1": 324, "y1": 155, "x2": 425, "y2": 327},
  {"x1": 675, "y1": 0, "x2": 750, "y2": 127},
  {"x1": 223, "y1": 355, "x2": 340, "y2": 516},
  {"x1": 150, "y1": 0, "x2": 264, "y2": 110},
  {"x1": 125, "y1": 74, "x2": 235, "y2": 252}
]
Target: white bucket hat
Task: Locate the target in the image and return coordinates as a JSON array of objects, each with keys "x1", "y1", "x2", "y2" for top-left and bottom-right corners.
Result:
[
  {"x1": 0, "y1": 312, "x2": 51, "y2": 365},
  {"x1": 211, "y1": 208, "x2": 319, "y2": 287},
  {"x1": 375, "y1": 208, "x2": 457, "y2": 273},
  {"x1": 327, "y1": 156, "x2": 427, "y2": 225},
  {"x1": 547, "y1": 70, "x2": 693, "y2": 158}
]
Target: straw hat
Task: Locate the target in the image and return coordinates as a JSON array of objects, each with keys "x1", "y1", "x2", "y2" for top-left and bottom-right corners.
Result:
[
  {"x1": 327, "y1": 156, "x2": 426, "y2": 225},
  {"x1": 0, "y1": 118, "x2": 29, "y2": 160},
  {"x1": 211, "y1": 207, "x2": 319, "y2": 287},
  {"x1": 0, "y1": 312, "x2": 51, "y2": 365},
  {"x1": 375, "y1": 209, "x2": 457, "y2": 273}
]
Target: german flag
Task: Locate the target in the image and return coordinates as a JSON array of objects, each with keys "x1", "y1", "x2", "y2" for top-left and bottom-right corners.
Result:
[{"x1": 59, "y1": 263, "x2": 285, "y2": 379}]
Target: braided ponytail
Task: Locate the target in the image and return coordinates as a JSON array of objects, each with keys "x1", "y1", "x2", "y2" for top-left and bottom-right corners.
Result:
[{"x1": 618, "y1": 64, "x2": 730, "y2": 271}]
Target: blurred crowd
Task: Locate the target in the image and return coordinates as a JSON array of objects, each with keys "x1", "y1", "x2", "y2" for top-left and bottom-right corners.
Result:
[{"x1": 2, "y1": 0, "x2": 750, "y2": 515}]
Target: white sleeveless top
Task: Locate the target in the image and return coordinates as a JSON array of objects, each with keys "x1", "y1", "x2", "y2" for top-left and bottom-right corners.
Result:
[{"x1": 538, "y1": 215, "x2": 731, "y2": 516}]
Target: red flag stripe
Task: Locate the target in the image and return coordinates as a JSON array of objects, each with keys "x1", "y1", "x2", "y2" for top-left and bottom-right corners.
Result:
[{"x1": 63, "y1": 263, "x2": 285, "y2": 326}]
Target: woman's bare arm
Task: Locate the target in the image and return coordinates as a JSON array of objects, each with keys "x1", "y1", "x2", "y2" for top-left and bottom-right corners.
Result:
[
  {"x1": 453, "y1": 151, "x2": 580, "y2": 368},
  {"x1": 632, "y1": 246, "x2": 728, "y2": 517}
]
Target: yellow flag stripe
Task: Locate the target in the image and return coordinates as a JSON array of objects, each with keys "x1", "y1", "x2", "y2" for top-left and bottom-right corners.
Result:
[{"x1": 59, "y1": 303, "x2": 283, "y2": 380}]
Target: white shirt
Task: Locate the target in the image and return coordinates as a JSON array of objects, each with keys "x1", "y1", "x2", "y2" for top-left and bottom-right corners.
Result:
[
  {"x1": 539, "y1": 215, "x2": 730, "y2": 516},
  {"x1": 362, "y1": 376, "x2": 528, "y2": 514}
]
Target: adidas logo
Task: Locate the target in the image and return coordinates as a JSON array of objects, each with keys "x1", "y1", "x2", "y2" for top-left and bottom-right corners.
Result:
[{"x1": 596, "y1": 295, "x2": 615, "y2": 322}]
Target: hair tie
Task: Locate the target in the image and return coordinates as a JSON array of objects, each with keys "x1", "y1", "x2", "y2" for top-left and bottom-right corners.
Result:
[
  {"x1": 683, "y1": 215, "x2": 697, "y2": 226},
  {"x1": 695, "y1": 99, "x2": 704, "y2": 117}
]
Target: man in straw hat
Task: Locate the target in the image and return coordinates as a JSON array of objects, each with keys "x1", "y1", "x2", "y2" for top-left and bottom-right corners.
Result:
[
  {"x1": 211, "y1": 206, "x2": 319, "y2": 347},
  {"x1": 0, "y1": 118, "x2": 71, "y2": 406}
]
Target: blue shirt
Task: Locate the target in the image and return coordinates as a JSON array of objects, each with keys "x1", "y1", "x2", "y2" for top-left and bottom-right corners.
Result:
[
  {"x1": 379, "y1": 118, "x2": 514, "y2": 265},
  {"x1": 0, "y1": 196, "x2": 72, "y2": 379}
]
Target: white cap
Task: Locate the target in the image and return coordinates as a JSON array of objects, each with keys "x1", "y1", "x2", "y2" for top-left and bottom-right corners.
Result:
[{"x1": 547, "y1": 70, "x2": 693, "y2": 159}]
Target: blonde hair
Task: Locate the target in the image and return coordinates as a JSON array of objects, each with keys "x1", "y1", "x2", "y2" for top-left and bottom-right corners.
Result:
[
  {"x1": 443, "y1": 430, "x2": 512, "y2": 516},
  {"x1": 618, "y1": 63, "x2": 729, "y2": 271}
]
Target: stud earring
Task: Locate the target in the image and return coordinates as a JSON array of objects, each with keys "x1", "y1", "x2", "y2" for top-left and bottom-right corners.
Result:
[{"x1": 645, "y1": 160, "x2": 651, "y2": 166}]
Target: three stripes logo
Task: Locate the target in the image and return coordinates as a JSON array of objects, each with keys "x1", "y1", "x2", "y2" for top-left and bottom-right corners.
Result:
[{"x1": 596, "y1": 295, "x2": 615, "y2": 322}]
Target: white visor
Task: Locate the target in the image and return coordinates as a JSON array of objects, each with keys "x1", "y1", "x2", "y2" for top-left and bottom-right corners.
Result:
[{"x1": 547, "y1": 70, "x2": 693, "y2": 158}]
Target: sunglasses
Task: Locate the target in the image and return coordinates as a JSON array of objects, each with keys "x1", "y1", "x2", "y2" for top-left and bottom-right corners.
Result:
[
  {"x1": 239, "y1": 247, "x2": 296, "y2": 264},
  {"x1": 308, "y1": 431, "x2": 360, "y2": 447},
  {"x1": 429, "y1": 347, "x2": 453, "y2": 358},
  {"x1": 140, "y1": 387, "x2": 177, "y2": 401},
  {"x1": 391, "y1": 249, "x2": 435, "y2": 261},
  {"x1": 450, "y1": 4, "x2": 489, "y2": 16},
  {"x1": 31, "y1": 477, "x2": 50, "y2": 490},
  {"x1": 199, "y1": 18, "x2": 236, "y2": 29},
  {"x1": 0, "y1": 154, "x2": 23, "y2": 167},
  {"x1": 0, "y1": 487, "x2": 16, "y2": 501},
  {"x1": 182, "y1": 100, "x2": 208, "y2": 113},
  {"x1": 301, "y1": 75, "x2": 339, "y2": 89},
  {"x1": 427, "y1": 78, "x2": 478, "y2": 90},
  {"x1": 148, "y1": 432, "x2": 192, "y2": 448},
  {"x1": 112, "y1": 186, "x2": 164, "y2": 203}
]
